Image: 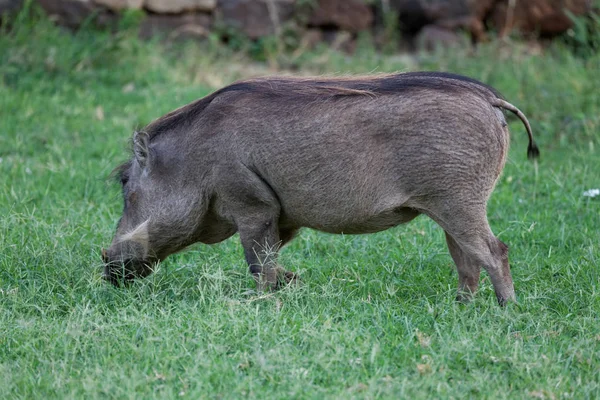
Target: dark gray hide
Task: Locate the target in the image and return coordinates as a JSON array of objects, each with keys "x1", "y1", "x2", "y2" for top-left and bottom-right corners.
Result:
[{"x1": 102, "y1": 72, "x2": 539, "y2": 305}]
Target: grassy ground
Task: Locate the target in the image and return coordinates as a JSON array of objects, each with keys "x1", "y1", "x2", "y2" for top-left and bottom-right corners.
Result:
[{"x1": 1, "y1": 11, "x2": 599, "y2": 399}]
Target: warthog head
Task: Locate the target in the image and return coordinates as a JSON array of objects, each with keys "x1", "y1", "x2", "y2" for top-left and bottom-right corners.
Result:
[{"x1": 102, "y1": 130, "x2": 203, "y2": 285}]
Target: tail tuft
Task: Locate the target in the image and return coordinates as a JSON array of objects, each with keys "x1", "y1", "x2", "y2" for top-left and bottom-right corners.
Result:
[{"x1": 527, "y1": 142, "x2": 540, "y2": 160}]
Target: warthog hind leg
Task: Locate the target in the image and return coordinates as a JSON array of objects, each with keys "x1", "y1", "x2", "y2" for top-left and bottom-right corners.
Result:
[
  {"x1": 445, "y1": 232, "x2": 481, "y2": 302},
  {"x1": 426, "y1": 205, "x2": 516, "y2": 306}
]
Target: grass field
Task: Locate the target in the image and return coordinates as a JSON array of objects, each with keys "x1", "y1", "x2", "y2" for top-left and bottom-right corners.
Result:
[{"x1": 1, "y1": 10, "x2": 600, "y2": 399}]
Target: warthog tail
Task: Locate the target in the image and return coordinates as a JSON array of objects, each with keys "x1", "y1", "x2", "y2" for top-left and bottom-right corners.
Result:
[{"x1": 492, "y1": 99, "x2": 540, "y2": 159}]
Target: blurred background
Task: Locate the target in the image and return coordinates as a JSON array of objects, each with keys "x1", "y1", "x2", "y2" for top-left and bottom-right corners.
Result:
[
  {"x1": 2, "y1": 0, "x2": 598, "y2": 50},
  {"x1": 0, "y1": 0, "x2": 598, "y2": 94},
  {"x1": 1, "y1": 1, "x2": 599, "y2": 71}
]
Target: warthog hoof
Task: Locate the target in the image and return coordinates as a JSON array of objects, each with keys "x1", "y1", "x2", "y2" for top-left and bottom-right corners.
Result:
[{"x1": 255, "y1": 266, "x2": 299, "y2": 291}]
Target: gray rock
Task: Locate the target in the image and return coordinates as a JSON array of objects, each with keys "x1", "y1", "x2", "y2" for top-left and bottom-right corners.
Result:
[
  {"x1": 139, "y1": 12, "x2": 212, "y2": 40},
  {"x1": 0, "y1": 0, "x2": 23, "y2": 17},
  {"x1": 416, "y1": 24, "x2": 467, "y2": 51},
  {"x1": 93, "y1": 0, "x2": 143, "y2": 11},
  {"x1": 217, "y1": 0, "x2": 295, "y2": 39},
  {"x1": 145, "y1": 0, "x2": 216, "y2": 14},
  {"x1": 37, "y1": 0, "x2": 116, "y2": 28},
  {"x1": 388, "y1": 0, "x2": 495, "y2": 36},
  {"x1": 309, "y1": 0, "x2": 373, "y2": 33},
  {"x1": 489, "y1": 0, "x2": 593, "y2": 37}
]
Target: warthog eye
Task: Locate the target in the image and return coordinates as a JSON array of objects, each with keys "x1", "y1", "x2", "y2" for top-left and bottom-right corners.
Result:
[
  {"x1": 111, "y1": 160, "x2": 133, "y2": 187},
  {"x1": 120, "y1": 173, "x2": 129, "y2": 186}
]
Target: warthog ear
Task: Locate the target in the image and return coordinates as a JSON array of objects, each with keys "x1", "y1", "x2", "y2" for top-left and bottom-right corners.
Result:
[{"x1": 133, "y1": 131, "x2": 150, "y2": 169}]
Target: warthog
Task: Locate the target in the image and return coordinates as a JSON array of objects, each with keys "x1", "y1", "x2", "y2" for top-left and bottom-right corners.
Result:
[{"x1": 102, "y1": 72, "x2": 539, "y2": 305}]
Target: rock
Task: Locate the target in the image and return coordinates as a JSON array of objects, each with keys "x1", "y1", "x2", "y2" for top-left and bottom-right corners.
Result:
[
  {"x1": 416, "y1": 24, "x2": 468, "y2": 51},
  {"x1": 139, "y1": 12, "x2": 212, "y2": 40},
  {"x1": 145, "y1": 0, "x2": 216, "y2": 14},
  {"x1": 322, "y1": 29, "x2": 356, "y2": 52},
  {"x1": 217, "y1": 0, "x2": 295, "y2": 39},
  {"x1": 0, "y1": 0, "x2": 22, "y2": 17},
  {"x1": 489, "y1": 0, "x2": 593, "y2": 37},
  {"x1": 92, "y1": 0, "x2": 142, "y2": 11},
  {"x1": 468, "y1": 0, "x2": 498, "y2": 19},
  {"x1": 37, "y1": 0, "x2": 116, "y2": 29},
  {"x1": 388, "y1": 0, "x2": 495, "y2": 40},
  {"x1": 389, "y1": 0, "x2": 457, "y2": 33},
  {"x1": 299, "y1": 28, "x2": 324, "y2": 50},
  {"x1": 435, "y1": 15, "x2": 486, "y2": 42},
  {"x1": 309, "y1": 0, "x2": 373, "y2": 33}
]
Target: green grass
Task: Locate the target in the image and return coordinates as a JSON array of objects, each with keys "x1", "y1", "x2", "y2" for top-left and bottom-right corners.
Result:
[{"x1": 1, "y1": 12, "x2": 600, "y2": 399}]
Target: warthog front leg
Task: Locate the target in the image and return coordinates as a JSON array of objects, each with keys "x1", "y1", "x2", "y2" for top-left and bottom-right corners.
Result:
[
  {"x1": 238, "y1": 216, "x2": 297, "y2": 291},
  {"x1": 217, "y1": 164, "x2": 298, "y2": 291}
]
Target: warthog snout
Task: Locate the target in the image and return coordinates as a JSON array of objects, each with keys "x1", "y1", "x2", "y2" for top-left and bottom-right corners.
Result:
[{"x1": 101, "y1": 247, "x2": 155, "y2": 286}]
